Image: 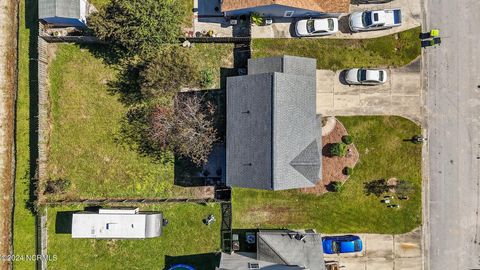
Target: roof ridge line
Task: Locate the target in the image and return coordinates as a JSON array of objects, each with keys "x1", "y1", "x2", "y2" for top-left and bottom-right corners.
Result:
[{"x1": 257, "y1": 233, "x2": 290, "y2": 265}]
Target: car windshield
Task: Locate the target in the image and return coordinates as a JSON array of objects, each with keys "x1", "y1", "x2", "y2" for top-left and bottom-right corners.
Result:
[
  {"x1": 307, "y1": 20, "x2": 315, "y2": 33},
  {"x1": 362, "y1": 11, "x2": 373, "y2": 26},
  {"x1": 378, "y1": 71, "x2": 384, "y2": 81},
  {"x1": 354, "y1": 240, "x2": 361, "y2": 251},
  {"x1": 332, "y1": 241, "x2": 340, "y2": 253},
  {"x1": 328, "y1": 19, "x2": 334, "y2": 31},
  {"x1": 358, "y1": 69, "x2": 367, "y2": 81}
]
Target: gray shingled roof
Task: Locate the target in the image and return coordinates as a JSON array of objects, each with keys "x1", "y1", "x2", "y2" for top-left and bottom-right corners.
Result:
[
  {"x1": 226, "y1": 56, "x2": 322, "y2": 190},
  {"x1": 257, "y1": 230, "x2": 326, "y2": 270},
  {"x1": 39, "y1": 0, "x2": 82, "y2": 19}
]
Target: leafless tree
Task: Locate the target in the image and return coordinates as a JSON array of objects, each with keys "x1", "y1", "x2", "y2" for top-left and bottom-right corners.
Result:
[
  {"x1": 172, "y1": 94, "x2": 217, "y2": 166},
  {"x1": 147, "y1": 94, "x2": 217, "y2": 166},
  {"x1": 148, "y1": 104, "x2": 175, "y2": 150}
]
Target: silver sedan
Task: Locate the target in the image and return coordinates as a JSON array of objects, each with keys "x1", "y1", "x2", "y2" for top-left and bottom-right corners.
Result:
[{"x1": 344, "y1": 68, "x2": 388, "y2": 85}]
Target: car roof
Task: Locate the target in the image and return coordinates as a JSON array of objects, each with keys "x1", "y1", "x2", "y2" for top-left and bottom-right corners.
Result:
[
  {"x1": 371, "y1": 10, "x2": 387, "y2": 24},
  {"x1": 364, "y1": 69, "x2": 382, "y2": 81},
  {"x1": 313, "y1": 18, "x2": 331, "y2": 31},
  {"x1": 339, "y1": 241, "x2": 356, "y2": 252}
]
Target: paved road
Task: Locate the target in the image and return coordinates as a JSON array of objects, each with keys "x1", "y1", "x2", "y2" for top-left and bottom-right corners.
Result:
[
  {"x1": 317, "y1": 58, "x2": 423, "y2": 122},
  {"x1": 425, "y1": 0, "x2": 480, "y2": 268},
  {"x1": 324, "y1": 228, "x2": 422, "y2": 270}
]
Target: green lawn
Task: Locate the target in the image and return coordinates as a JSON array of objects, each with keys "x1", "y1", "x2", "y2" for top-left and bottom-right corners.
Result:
[
  {"x1": 46, "y1": 43, "x2": 233, "y2": 200},
  {"x1": 190, "y1": 43, "x2": 235, "y2": 88},
  {"x1": 13, "y1": 0, "x2": 37, "y2": 268},
  {"x1": 47, "y1": 44, "x2": 179, "y2": 199},
  {"x1": 232, "y1": 116, "x2": 422, "y2": 234},
  {"x1": 47, "y1": 203, "x2": 221, "y2": 270},
  {"x1": 180, "y1": 0, "x2": 194, "y2": 28},
  {"x1": 252, "y1": 27, "x2": 421, "y2": 70}
]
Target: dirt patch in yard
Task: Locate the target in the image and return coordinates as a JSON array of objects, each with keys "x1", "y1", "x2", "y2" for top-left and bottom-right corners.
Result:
[
  {"x1": 239, "y1": 205, "x2": 306, "y2": 227},
  {"x1": 301, "y1": 118, "x2": 359, "y2": 195}
]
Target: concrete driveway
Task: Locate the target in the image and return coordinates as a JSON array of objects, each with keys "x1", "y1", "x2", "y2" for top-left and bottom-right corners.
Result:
[
  {"x1": 251, "y1": 0, "x2": 421, "y2": 39},
  {"x1": 316, "y1": 58, "x2": 423, "y2": 123},
  {"x1": 324, "y1": 228, "x2": 422, "y2": 270}
]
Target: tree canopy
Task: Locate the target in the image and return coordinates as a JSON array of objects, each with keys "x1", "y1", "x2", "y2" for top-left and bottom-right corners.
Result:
[
  {"x1": 140, "y1": 47, "x2": 198, "y2": 98},
  {"x1": 88, "y1": 0, "x2": 183, "y2": 58}
]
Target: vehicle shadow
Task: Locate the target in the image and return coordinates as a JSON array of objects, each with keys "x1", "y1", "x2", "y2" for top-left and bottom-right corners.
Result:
[
  {"x1": 338, "y1": 70, "x2": 350, "y2": 85},
  {"x1": 338, "y1": 15, "x2": 354, "y2": 34}
]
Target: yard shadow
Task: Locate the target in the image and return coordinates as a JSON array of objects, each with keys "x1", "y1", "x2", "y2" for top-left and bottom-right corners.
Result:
[
  {"x1": 338, "y1": 70, "x2": 350, "y2": 85},
  {"x1": 25, "y1": 0, "x2": 39, "y2": 213},
  {"x1": 233, "y1": 43, "x2": 251, "y2": 69},
  {"x1": 338, "y1": 15, "x2": 354, "y2": 35},
  {"x1": 322, "y1": 143, "x2": 335, "y2": 157},
  {"x1": 363, "y1": 179, "x2": 388, "y2": 197},
  {"x1": 55, "y1": 211, "x2": 78, "y2": 234},
  {"x1": 289, "y1": 18, "x2": 298, "y2": 37},
  {"x1": 220, "y1": 67, "x2": 237, "y2": 90},
  {"x1": 164, "y1": 253, "x2": 220, "y2": 270},
  {"x1": 106, "y1": 63, "x2": 143, "y2": 105},
  {"x1": 174, "y1": 143, "x2": 225, "y2": 187},
  {"x1": 78, "y1": 43, "x2": 123, "y2": 66},
  {"x1": 231, "y1": 229, "x2": 260, "y2": 252}
]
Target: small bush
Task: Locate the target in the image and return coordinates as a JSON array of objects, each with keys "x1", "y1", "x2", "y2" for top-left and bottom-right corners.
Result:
[
  {"x1": 342, "y1": 135, "x2": 353, "y2": 145},
  {"x1": 44, "y1": 179, "x2": 71, "y2": 195},
  {"x1": 329, "y1": 181, "x2": 344, "y2": 192},
  {"x1": 343, "y1": 167, "x2": 353, "y2": 176},
  {"x1": 251, "y1": 13, "x2": 264, "y2": 26},
  {"x1": 329, "y1": 143, "x2": 347, "y2": 157},
  {"x1": 200, "y1": 69, "x2": 214, "y2": 88}
]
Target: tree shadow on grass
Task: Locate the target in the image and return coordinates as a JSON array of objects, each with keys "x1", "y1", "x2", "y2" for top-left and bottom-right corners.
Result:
[
  {"x1": 25, "y1": 0, "x2": 39, "y2": 214},
  {"x1": 363, "y1": 179, "x2": 388, "y2": 197},
  {"x1": 322, "y1": 143, "x2": 335, "y2": 157}
]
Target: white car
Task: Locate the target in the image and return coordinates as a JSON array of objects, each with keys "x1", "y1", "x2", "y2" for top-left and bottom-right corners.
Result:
[
  {"x1": 349, "y1": 9, "x2": 401, "y2": 32},
  {"x1": 344, "y1": 68, "x2": 387, "y2": 85},
  {"x1": 295, "y1": 18, "x2": 338, "y2": 37}
]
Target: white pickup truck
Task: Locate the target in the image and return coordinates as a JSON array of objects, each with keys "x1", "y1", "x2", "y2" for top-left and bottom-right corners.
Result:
[{"x1": 349, "y1": 9, "x2": 402, "y2": 32}]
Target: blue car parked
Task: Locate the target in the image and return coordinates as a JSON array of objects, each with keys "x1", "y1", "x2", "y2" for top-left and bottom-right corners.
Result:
[{"x1": 322, "y1": 235, "x2": 363, "y2": 254}]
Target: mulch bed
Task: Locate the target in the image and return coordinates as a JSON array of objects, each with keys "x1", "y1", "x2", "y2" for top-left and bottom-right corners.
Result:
[{"x1": 300, "y1": 118, "x2": 359, "y2": 195}]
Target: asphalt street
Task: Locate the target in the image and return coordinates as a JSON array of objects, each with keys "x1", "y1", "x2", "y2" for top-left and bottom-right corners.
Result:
[{"x1": 425, "y1": 0, "x2": 480, "y2": 268}]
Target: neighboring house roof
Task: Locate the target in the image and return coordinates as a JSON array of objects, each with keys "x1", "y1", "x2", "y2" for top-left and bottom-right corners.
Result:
[
  {"x1": 38, "y1": 0, "x2": 85, "y2": 19},
  {"x1": 226, "y1": 56, "x2": 322, "y2": 190},
  {"x1": 71, "y1": 208, "x2": 162, "y2": 239},
  {"x1": 218, "y1": 230, "x2": 325, "y2": 270},
  {"x1": 218, "y1": 252, "x2": 306, "y2": 270},
  {"x1": 221, "y1": 0, "x2": 350, "y2": 14},
  {"x1": 257, "y1": 230, "x2": 325, "y2": 270}
]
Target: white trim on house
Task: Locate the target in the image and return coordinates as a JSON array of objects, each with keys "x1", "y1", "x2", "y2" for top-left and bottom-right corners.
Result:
[{"x1": 284, "y1": 10, "x2": 295, "y2": 17}]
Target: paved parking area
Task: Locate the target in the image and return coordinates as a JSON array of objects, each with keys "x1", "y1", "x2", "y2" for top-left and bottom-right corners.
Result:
[
  {"x1": 251, "y1": 0, "x2": 421, "y2": 39},
  {"x1": 316, "y1": 58, "x2": 423, "y2": 123},
  {"x1": 324, "y1": 228, "x2": 422, "y2": 270}
]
